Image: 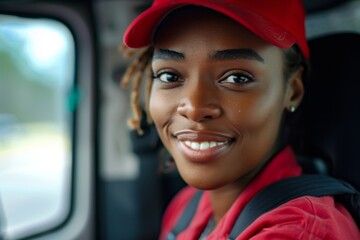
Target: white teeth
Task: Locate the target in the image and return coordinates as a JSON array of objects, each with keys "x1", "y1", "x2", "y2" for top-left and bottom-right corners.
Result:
[
  {"x1": 184, "y1": 141, "x2": 227, "y2": 150},
  {"x1": 200, "y1": 142, "x2": 209, "y2": 150},
  {"x1": 191, "y1": 142, "x2": 200, "y2": 150}
]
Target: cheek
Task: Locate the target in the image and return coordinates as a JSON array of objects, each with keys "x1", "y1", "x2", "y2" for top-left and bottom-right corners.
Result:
[
  {"x1": 149, "y1": 91, "x2": 163, "y2": 127},
  {"x1": 149, "y1": 88, "x2": 175, "y2": 134},
  {"x1": 226, "y1": 85, "x2": 286, "y2": 142},
  {"x1": 148, "y1": 93, "x2": 157, "y2": 122}
]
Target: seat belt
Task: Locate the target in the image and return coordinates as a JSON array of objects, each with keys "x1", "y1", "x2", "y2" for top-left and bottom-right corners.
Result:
[
  {"x1": 167, "y1": 175, "x2": 360, "y2": 240},
  {"x1": 166, "y1": 190, "x2": 203, "y2": 240},
  {"x1": 228, "y1": 175, "x2": 360, "y2": 239}
]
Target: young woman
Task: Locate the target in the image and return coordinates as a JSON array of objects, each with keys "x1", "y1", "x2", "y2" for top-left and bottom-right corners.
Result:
[{"x1": 121, "y1": 0, "x2": 360, "y2": 239}]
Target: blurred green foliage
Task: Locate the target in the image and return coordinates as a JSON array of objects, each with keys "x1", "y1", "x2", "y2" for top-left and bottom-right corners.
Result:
[{"x1": 0, "y1": 33, "x2": 58, "y2": 123}]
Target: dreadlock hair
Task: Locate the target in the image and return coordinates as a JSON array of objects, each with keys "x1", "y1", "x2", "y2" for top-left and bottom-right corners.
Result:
[{"x1": 119, "y1": 44, "x2": 154, "y2": 135}]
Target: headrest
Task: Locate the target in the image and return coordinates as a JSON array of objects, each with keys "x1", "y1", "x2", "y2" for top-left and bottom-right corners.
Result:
[{"x1": 294, "y1": 33, "x2": 360, "y2": 190}]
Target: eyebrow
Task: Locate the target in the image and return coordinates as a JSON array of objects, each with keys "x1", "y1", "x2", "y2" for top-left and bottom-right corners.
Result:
[
  {"x1": 152, "y1": 48, "x2": 264, "y2": 63},
  {"x1": 152, "y1": 49, "x2": 185, "y2": 61},
  {"x1": 212, "y1": 49, "x2": 264, "y2": 63}
]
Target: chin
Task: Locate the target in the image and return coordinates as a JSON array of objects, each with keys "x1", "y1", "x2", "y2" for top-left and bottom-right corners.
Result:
[{"x1": 180, "y1": 173, "x2": 229, "y2": 191}]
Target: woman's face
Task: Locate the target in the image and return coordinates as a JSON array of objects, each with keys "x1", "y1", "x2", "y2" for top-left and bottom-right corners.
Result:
[{"x1": 150, "y1": 8, "x2": 301, "y2": 190}]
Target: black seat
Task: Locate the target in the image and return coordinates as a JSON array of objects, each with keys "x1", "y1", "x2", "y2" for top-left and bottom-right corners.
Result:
[{"x1": 292, "y1": 33, "x2": 360, "y2": 191}]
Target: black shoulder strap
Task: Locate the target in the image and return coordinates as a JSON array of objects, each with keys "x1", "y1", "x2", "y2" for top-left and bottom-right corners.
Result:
[
  {"x1": 228, "y1": 175, "x2": 360, "y2": 239},
  {"x1": 166, "y1": 190, "x2": 203, "y2": 240}
]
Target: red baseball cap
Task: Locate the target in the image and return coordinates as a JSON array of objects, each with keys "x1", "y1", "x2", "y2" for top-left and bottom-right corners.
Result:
[{"x1": 123, "y1": 0, "x2": 309, "y2": 59}]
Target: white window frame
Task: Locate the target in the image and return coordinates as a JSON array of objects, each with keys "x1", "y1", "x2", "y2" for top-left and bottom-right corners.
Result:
[{"x1": 0, "y1": 2, "x2": 96, "y2": 240}]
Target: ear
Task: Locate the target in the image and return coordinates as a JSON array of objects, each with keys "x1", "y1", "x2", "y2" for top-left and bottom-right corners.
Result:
[{"x1": 285, "y1": 66, "x2": 304, "y2": 112}]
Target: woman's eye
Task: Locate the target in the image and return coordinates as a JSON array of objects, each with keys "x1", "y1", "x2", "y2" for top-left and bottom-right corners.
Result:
[
  {"x1": 222, "y1": 73, "x2": 253, "y2": 84},
  {"x1": 153, "y1": 72, "x2": 179, "y2": 83}
]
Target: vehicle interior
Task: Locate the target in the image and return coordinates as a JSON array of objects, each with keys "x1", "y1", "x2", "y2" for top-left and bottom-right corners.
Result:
[{"x1": 0, "y1": 0, "x2": 359, "y2": 239}]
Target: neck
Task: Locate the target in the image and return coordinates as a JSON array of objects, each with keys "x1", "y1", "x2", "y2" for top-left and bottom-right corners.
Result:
[
  {"x1": 210, "y1": 185, "x2": 243, "y2": 226},
  {"x1": 209, "y1": 156, "x2": 272, "y2": 226},
  {"x1": 209, "y1": 170, "x2": 256, "y2": 226},
  {"x1": 209, "y1": 146, "x2": 284, "y2": 227}
]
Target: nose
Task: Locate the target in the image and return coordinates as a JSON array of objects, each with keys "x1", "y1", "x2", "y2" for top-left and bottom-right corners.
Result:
[{"x1": 177, "y1": 87, "x2": 222, "y2": 122}]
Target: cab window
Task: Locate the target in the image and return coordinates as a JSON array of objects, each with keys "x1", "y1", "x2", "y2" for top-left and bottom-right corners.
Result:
[{"x1": 0, "y1": 14, "x2": 74, "y2": 239}]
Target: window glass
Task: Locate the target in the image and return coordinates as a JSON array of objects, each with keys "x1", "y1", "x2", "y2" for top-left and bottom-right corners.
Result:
[{"x1": 0, "y1": 15, "x2": 74, "y2": 239}]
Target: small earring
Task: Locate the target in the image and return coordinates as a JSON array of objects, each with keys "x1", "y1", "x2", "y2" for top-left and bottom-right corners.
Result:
[{"x1": 289, "y1": 105, "x2": 296, "y2": 113}]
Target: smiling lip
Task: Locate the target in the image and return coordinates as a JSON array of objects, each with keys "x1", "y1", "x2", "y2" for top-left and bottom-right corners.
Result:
[{"x1": 174, "y1": 130, "x2": 234, "y2": 163}]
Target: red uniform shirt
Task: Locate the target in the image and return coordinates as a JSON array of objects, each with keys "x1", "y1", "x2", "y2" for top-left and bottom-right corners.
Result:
[{"x1": 160, "y1": 146, "x2": 360, "y2": 240}]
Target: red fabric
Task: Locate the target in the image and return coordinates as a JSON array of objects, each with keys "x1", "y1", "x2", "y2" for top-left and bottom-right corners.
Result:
[
  {"x1": 123, "y1": 0, "x2": 310, "y2": 59},
  {"x1": 160, "y1": 146, "x2": 360, "y2": 240}
]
